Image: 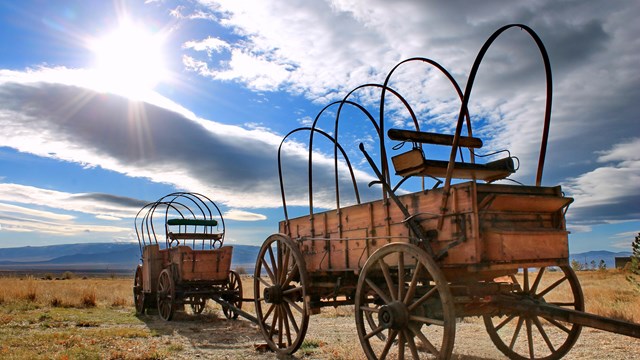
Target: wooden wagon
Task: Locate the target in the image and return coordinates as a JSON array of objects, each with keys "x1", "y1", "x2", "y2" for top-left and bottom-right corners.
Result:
[
  {"x1": 133, "y1": 192, "x2": 242, "y2": 321},
  {"x1": 253, "y1": 24, "x2": 640, "y2": 359}
]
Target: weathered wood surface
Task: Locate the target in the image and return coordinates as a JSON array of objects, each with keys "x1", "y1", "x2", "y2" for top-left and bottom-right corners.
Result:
[{"x1": 281, "y1": 181, "x2": 572, "y2": 277}]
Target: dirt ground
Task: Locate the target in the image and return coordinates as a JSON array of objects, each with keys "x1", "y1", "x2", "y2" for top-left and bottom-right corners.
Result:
[{"x1": 136, "y1": 307, "x2": 639, "y2": 360}]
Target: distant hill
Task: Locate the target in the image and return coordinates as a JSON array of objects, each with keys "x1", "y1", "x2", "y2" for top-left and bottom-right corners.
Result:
[
  {"x1": 0, "y1": 243, "x2": 632, "y2": 273},
  {"x1": 0, "y1": 242, "x2": 260, "y2": 273}
]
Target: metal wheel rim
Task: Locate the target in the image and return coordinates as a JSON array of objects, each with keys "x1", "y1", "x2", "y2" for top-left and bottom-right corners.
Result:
[
  {"x1": 355, "y1": 243, "x2": 456, "y2": 360},
  {"x1": 223, "y1": 270, "x2": 243, "y2": 319},
  {"x1": 157, "y1": 269, "x2": 175, "y2": 321},
  {"x1": 483, "y1": 265, "x2": 584, "y2": 360},
  {"x1": 253, "y1": 233, "x2": 310, "y2": 355}
]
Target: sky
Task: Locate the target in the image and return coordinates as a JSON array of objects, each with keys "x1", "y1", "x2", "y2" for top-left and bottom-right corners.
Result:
[{"x1": 0, "y1": 0, "x2": 638, "y2": 253}]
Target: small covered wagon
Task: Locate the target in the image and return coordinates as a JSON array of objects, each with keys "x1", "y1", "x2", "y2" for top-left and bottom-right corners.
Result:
[
  {"x1": 133, "y1": 192, "x2": 242, "y2": 321},
  {"x1": 253, "y1": 24, "x2": 640, "y2": 359}
]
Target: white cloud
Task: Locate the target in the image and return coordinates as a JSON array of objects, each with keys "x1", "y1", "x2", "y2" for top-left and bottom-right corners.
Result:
[
  {"x1": 0, "y1": 202, "x2": 75, "y2": 221},
  {"x1": 0, "y1": 70, "x2": 377, "y2": 212},
  {"x1": 0, "y1": 183, "x2": 146, "y2": 219},
  {"x1": 183, "y1": 36, "x2": 230, "y2": 55},
  {"x1": 224, "y1": 209, "x2": 267, "y2": 221},
  {"x1": 563, "y1": 138, "x2": 640, "y2": 224},
  {"x1": 185, "y1": 0, "x2": 639, "y2": 224}
]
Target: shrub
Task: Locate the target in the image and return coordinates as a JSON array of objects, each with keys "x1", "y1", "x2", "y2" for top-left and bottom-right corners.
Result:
[
  {"x1": 81, "y1": 287, "x2": 97, "y2": 308},
  {"x1": 61, "y1": 271, "x2": 75, "y2": 280},
  {"x1": 234, "y1": 266, "x2": 247, "y2": 275}
]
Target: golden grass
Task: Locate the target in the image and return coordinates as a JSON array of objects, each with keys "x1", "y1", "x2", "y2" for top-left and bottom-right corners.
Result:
[
  {"x1": 1, "y1": 270, "x2": 638, "y2": 359},
  {"x1": 0, "y1": 276, "x2": 133, "y2": 309}
]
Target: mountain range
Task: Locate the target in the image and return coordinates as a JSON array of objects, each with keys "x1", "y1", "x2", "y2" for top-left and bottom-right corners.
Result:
[
  {"x1": 0, "y1": 242, "x2": 260, "y2": 274},
  {"x1": 0, "y1": 242, "x2": 632, "y2": 274}
]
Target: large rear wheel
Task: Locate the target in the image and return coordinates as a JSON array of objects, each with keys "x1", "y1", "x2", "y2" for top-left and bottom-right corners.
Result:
[
  {"x1": 483, "y1": 265, "x2": 584, "y2": 360},
  {"x1": 355, "y1": 243, "x2": 456, "y2": 359},
  {"x1": 157, "y1": 269, "x2": 176, "y2": 321},
  {"x1": 254, "y1": 234, "x2": 309, "y2": 355}
]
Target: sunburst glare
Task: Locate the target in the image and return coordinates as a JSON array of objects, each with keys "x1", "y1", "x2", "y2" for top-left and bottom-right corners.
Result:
[{"x1": 89, "y1": 20, "x2": 168, "y2": 98}]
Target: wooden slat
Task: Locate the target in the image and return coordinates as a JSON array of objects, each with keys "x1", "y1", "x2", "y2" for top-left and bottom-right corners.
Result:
[
  {"x1": 388, "y1": 128, "x2": 483, "y2": 148},
  {"x1": 167, "y1": 232, "x2": 222, "y2": 240},
  {"x1": 480, "y1": 194, "x2": 573, "y2": 212}
]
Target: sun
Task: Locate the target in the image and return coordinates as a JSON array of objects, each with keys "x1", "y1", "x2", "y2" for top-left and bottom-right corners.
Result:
[{"x1": 89, "y1": 20, "x2": 168, "y2": 97}]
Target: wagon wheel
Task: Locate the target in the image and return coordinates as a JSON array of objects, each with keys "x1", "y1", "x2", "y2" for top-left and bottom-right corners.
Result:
[
  {"x1": 133, "y1": 265, "x2": 146, "y2": 315},
  {"x1": 222, "y1": 270, "x2": 243, "y2": 319},
  {"x1": 355, "y1": 243, "x2": 455, "y2": 360},
  {"x1": 254, "y1": 234, "x2": 310, "y2": 355},
  {"x1": 483, "y1": 265, "x2": 584, "y2": 360},
  {"x1": 157, "y1": 268, "x2": 176, "y2": 321},
  {"x1": 189, "y1": 296, "x2": 206, "y2": 314}
]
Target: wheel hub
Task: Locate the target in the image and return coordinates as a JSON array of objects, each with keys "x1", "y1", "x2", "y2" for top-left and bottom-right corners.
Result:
[
  {"x1": 378, "y1": 301, "x2": 409, "y2": 330},
  {"x1": 264, "y1": 285, "x2": 283, "y2": 304}
]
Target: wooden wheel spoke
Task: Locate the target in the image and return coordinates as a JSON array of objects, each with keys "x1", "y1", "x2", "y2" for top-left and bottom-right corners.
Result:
[
  {"x1": 523, "y1": 268, "x2": 530, "y2": 292},
  {"x1": 257, "y1": 275, "x2": 272, "y2": 288},
  {"x1": 405, "y1": 329, "x2": 420, "y2": 359},
  {"x1": 364, "y1": 324, "x2": 385, "y2": 340},
  {"x1": 397, "y1": 252, "x2": 405, "y2": 301},
  {"x1": 378, "y1": 259, "x2": 397, "y2": 302},
  {"x1": 365, "y1": 278, "x2": 392, "y2": 304},
  {"x1": 533, "y1": 316, "x2": 556, "y2": 353},
  {"x1": 530, "y1": 267, "x2": 546, "y2": 294},
  {"x1": 277, "y1": 306, "x2": 284, "y2": 346},
  {"x1": 360, "y1": 305, "x2": 380, "y2": 314},
  {"x1": 283, "y1": 263, "x2": 299, "y2": 286},
  {"x1": 541, "y1": 316, "x2": 572, "y2": 334},
  {"x1": 404, "y1": 263, "x2": 423, "y2": 305},
  {"x1": 379, "y1": 330, "x2": 398, "y2": 359},
  {"x1": 282, "y1": 305, "x2": 293, "y2": 346},
  {"x1": 397, "y1": 330, "x2": 405, "y2": 359},
  {"x1": 282, "y1": 286, "x2": 303, "y2": 296},
  {"x1": 276, "y1": 242, "x2": 283, "y2": 283},
  {"x1": 261, "y1": 257, "x2": 276, "y2": 284},
  {"x1": 509, "y1": 317, "x2": 525, "y2": 350},
  {"x1": 526, "y1": 318, "x2": 535, "y2": 359},
  {"x1": 267, "y1": 245, "x2": 277, "y2": 282},
  {"x1": 409, "y1": 314, "x2": 445, "y2": 327},
  {"x1": 411, "y1": 325, "x2": 439, "y2": 356},
  {"x1": 280, "y1": 246, "x2": 291, "y2": 285},
  {"x1": 283, "y1": 302, "x2": 300, "y2": 334},
  {"x1": 262, "y1": 303, "x2": 275, "y2": 324},
  {"x1": 408, "y1": 287, "x2": 437, "y2": 312},
  {"x1": 537, "y1": 276, "x2": 567, "y2": 298},
  {"x1": 283, "y1": 297, "x2": 304, "y2": 314},
  {"x1": 495, "y1": 314, "x2": 517, "y2": 331}
]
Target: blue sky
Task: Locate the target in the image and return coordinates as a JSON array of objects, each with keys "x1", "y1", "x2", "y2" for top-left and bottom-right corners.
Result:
[{"x1": 0, "y1": 0, "x2": 638, "y2": 253}]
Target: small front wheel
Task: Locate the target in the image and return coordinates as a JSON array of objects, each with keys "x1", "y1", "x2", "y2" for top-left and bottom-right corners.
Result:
[
  {"x1": 355, "y1": 243, "x2": 456, "y2": 359},
  {"x1": 222, "y1": 270, "x2": 243, "y2": 319},
  {"x1": 254, "y1": 234, "x2": 310, "y2": 355}
]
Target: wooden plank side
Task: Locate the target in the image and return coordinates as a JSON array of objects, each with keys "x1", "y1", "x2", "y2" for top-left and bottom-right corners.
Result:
[
  {"x1": 484, "y1": 230, "x2": 569, "y2": 262},
  {"x1": 177, "y1": 246, "x2": 232, "y2": 281},
  {"x1": 142, "y1": 244, "x2": 165, "y2": 293}
]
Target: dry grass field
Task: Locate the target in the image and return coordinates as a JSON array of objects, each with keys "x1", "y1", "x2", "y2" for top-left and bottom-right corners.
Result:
[{"x1": 0, "y1": 269, "x2": 638, "y2": 359}]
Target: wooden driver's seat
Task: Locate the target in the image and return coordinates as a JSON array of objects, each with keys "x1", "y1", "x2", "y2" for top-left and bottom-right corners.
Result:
[
  {"x1": 166, "y1": 218, "x2": 223, "y2": 248},
  {"x1": 388, "y1": 128, "x2": 516, "y2": 182}
]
